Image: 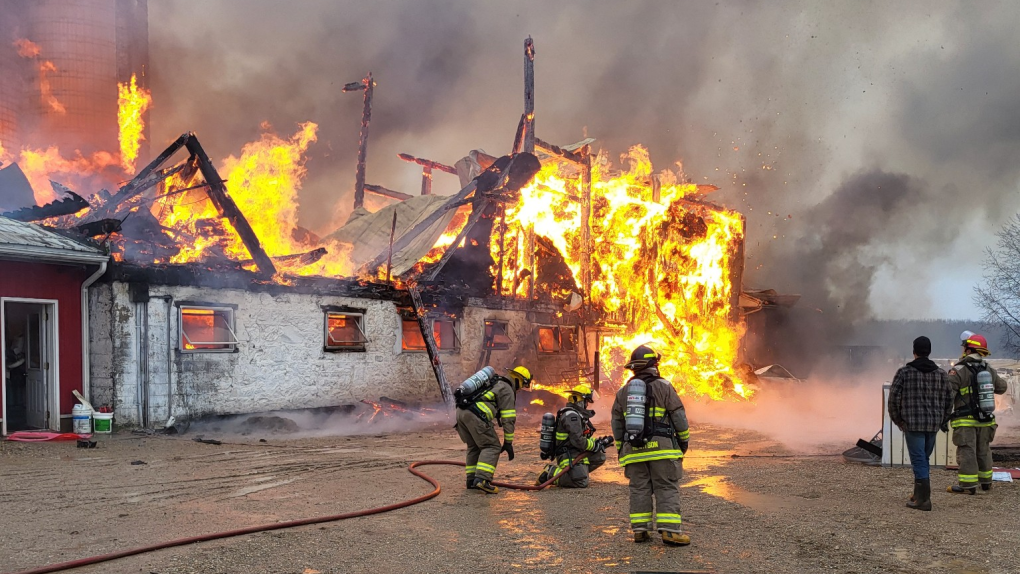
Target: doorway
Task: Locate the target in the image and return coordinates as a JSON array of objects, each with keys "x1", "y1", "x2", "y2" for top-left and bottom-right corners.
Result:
[{"x1": 2, "y1": 300, "x2": 58, "y2": 435}]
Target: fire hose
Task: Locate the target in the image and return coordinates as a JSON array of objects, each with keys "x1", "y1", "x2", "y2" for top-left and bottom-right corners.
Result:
[{"x1": 4, "y1": 452, "x2": 593, "y2": 574}]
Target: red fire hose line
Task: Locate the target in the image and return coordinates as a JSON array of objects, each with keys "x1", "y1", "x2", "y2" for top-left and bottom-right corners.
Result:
[{"x1": 5, "y1": 454, "x2": 590, "y2": 574}]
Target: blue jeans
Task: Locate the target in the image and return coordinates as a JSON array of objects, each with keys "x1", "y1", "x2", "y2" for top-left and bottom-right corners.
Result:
[{"x1": 904, "y1": 431, "x2": 937, "y2": 480}]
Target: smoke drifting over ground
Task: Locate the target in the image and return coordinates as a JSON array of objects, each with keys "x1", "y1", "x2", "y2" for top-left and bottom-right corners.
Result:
[
  {"x1": 691, "y1": 373, "x2": 884, "y2": 453},
  {"x1": 147, "y1": 1, "x2": 1020, "y2": 321},
  {"x1": 185, "y1": 403, "x2": 453, "y2": 439}
]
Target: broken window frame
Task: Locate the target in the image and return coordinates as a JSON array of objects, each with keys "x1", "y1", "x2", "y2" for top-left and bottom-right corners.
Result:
[
  {"x1": 536, "y1": 325, "x2": 579, "y2": 354},
  {"x1": 400, "y1": 310, "x2": 461, "y2": 353},
  {"x1": 178, "y1": 305, "x2": 238, "y2": 353},
  {"x1": 324, "y1": 310, "x2": 369, "y2": 352},
  {"x1": 483, "y1": 319, "x2": 512, "y2": 350}
]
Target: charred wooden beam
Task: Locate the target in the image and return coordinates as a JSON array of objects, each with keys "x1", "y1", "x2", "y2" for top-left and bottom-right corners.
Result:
[
  {"x1": 238, "y1": 247, "x2": 328, "y2": 267},
  {"x1": 580, "y1": 147, "x2": 593, "y2": 298},
  {"x1": 74, "y1": 218, "x2": 122, "y2": 237},
  {"x1": 535, "y1": 137, "x2": 585, "y2": 165},
  {"x1": 1, "y1": 190, "x2": 90, "y2": 221},
  {"x1": 397, "y1": 153, "x2": 457, "y2": 175},
  {"x1": 495, "y1": 205, "x2": 508, "y2": 296},
  {"x1": 729, "y1": 215, "x2": 746, "y2": 324},
  {"x1": 421, "y1": 166, "x2": 432, "y2": 196},
  {"x1": 91, "y1": 133, "x2": 191, "y2": 220},
  {"x1": 365, "y1": 183, "x2": 413, "y2": 201},
  {"x1": 523, "y1": 36, "x2": 535, "y2": 154},
  {"x1": 512, "y1": 113, "x2": 526, "y2": 154},
  {"x1": 345, "y1": 73, "x2": 375, "y2": 210},
  {"x1": 184, "y1": 134, "x2": 277, "y2": 277}
]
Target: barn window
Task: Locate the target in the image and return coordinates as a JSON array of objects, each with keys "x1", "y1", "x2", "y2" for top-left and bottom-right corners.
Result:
[
  {"x1": 537, "y1": 325, "x2": 578, "y2": 354},
  {"x1": 483, "y1": 320, "x2": 511, "y2": 350},
  {"x1": 401, "y1": 313, "x2": 460, "y2": 352},
  {"x1": 179, "y1": 306, "x2": 237, "y2": 352},
  {"x1": 325, "y1": 312, "x2": 368, "y2": 352},
  {"x1": 433, "y1": 317, "x2": 461, "y2": 351}
]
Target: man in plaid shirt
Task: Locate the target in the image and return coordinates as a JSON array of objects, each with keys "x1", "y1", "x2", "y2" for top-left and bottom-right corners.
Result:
[{"x1": 887, "y1": 336, "x2": 955, "y2": 511}]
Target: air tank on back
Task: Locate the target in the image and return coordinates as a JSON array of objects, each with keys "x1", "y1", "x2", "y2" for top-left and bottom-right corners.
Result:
[
  {"x1": 624, "y1": 377, "x2": 647, "y2": 444},
  {"x1": 538, "y1": 412, "x2": 556, "y2": 460},
  {"x1": 976, "y1": 370, "x2": 996, "y2": 414}
]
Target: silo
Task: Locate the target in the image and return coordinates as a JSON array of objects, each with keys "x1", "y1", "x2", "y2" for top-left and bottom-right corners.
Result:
[
  {"x1": 0, "y1": 2, "x2": 27, "y2": 158},
  {"x1": 23, "y1": 0, "x2": 120, "y2": 156}
]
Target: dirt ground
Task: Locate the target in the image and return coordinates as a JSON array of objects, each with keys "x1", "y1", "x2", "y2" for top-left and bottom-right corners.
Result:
[{"x1": 1, "y1": 417, "x2": 1018, "y2": 574}]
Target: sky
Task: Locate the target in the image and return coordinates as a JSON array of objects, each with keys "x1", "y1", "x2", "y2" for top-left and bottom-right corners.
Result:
[{"x1": 146, "y1": 1, "x2": 1020, "y2": 321}]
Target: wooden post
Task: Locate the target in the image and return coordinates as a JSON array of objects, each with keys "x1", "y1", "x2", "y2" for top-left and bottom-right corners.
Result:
[
  {"x1": 344, "y1": 72, "x2": 374, "y2": 210},
  {"x1": 421, "y1": 166, "x2": 432, "y2": 195},
  {"x1": 386, "y1": 210, "x2": 398, "y2": 283},
  {"x1": 526, "y1": 225, "x2": 536, "y2": 300},
  {"x1": 495, "y1": 205, "x2": 508, "y2": 297},
  {"x1": 523, "y1": 37, "x2": 535, "y2": 154},
  {"x1": 652, "y1": 173, "x2": 661, "y2": 203},
  {"x1": 729, "y1": 215, "x2": 746, "y2": 323},
  {"x1": 580, "y1": 146, "x2": 593, "y2": 299}
]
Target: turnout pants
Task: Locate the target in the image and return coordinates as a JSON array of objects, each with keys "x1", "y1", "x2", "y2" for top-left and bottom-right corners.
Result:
[
  {"x1": 624, "y1": 458, "x2": 683, "y2": 533},
  {"x1": 953, "y1": 425, "x2": 997, "y2": 488},
  {"x1": 554, "y1": 450, "x2": 607, "y2": 488},
  {"x1": 455, "y1": 408, "x2": 502, "y2": 481}
]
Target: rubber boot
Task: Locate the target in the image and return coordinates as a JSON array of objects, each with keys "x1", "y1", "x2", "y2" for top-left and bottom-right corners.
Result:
[
  {"x1": 473, "y1": 478, "x2": 499, "y2": 494},
  {"x1": 907, "y1": 479, "x2": 931, "y2": 511},
  {"x1": 633, "y1": 531, "x2": 651, "y2": 543},
  {"x1": 906, "y1": 479, "x2": 919, "y2": 505},
  {"x1": 981, "y1": 483, "x2": 992, "y2": 491},
  {"x1": 661, "y1": 531, "x2": 691, "y2": 546},
  {"x1": 947, "y1": 484, "x2": 976, "y2": 495},
  {"x1": 466, "y1": 473, "x2": 476, "y2": 489}
]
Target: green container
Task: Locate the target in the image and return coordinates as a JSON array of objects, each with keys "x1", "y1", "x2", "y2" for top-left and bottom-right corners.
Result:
[{"x1": 93, "y1": 412, "x2": 113, "y2": 433}]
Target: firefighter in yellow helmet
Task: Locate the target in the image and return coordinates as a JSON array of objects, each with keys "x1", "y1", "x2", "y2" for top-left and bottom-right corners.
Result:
[
  {"x1": 611, "y1": 345, "x2": 691, "y2": 546},
  {"x1": 455, "y1": 365, "x2": 532, "y2": 494},
  {"x1": 536, "y1": 384, "x2": 611, "y2": 488}
]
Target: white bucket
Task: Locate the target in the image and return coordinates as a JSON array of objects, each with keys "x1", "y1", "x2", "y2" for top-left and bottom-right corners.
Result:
[
  {"x1": 93, "y1": 412, "x2": 113, "y2": 434},
  {"x1": 72, "y1": 404, "x2": 92, "y2": 434}
]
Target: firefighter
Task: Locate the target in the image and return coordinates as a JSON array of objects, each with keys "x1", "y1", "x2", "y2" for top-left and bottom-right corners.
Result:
[
  {"x1": 946, "y1": 333, "x2": 1008, "y2": 494},
  {"x1": 537, "y1": 384, "x2": 611, "y2": 488},
  {"x1": 611, "y1": 345, "x2": 690, "y2": 546},
  {"x1": 456, "y1": 365, "x2": 532, "y2": 494}
]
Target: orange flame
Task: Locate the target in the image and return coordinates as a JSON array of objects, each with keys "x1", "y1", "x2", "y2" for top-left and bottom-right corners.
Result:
[
  {"x1": 117, "y1": 74, "x2": 151, "y2": 173},
  {"x1": 18, "y1": 147, "x2": 118, "y2": 205},
  {"x1": 494, "y1": 145, "x2": 749, "y2": 400},
  {"x1": 15, "y1": 39, "x2": 65, "y2": 114},
  {"x1": 13, "y1": 38, "x2": 40, "y2": 58}
]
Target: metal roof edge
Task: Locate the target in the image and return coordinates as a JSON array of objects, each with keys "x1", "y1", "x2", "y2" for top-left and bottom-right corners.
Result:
[{"x1": 0, "y1": 244, "x2": 109, "y2": 265}]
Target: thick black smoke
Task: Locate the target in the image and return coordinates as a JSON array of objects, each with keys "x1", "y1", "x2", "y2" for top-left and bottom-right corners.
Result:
[{"x1": 146, "y1": 0, "x2": 1020, "y2": 323}]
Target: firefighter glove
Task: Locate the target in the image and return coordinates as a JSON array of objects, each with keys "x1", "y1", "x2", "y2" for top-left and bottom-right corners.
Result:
[
  {"x1": 680, "y1": 440, "x2": 689, "y2": 455},
  {"x1": 597, "y1": 436, "x2": 614, "y2": 451},
  {"x1": 940, "y1": 421, "x2": 949, "y2": 433},
  {"x1": 502, "y1": 441, "x2": 515, "y2": 461}
]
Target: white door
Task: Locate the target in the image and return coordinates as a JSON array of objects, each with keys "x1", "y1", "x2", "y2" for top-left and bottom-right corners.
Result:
[{"x1": 24, "y1": 310, "x2": 48, "y2": 429}]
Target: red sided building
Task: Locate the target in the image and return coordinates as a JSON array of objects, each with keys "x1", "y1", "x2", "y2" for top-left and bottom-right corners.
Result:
[{"x1": 0, "y1": 216, "x2": 107, "y2": 434}]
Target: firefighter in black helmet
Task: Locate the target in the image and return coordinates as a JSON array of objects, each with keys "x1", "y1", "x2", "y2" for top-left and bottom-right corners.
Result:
[{"x1": 611, "y1": 344, "x2": 691, "y2": 546}]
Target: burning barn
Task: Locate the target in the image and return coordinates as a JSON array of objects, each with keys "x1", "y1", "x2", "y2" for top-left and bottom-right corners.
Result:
[{"x1": 1, "y1": 33, "x2": 764, "y2": 432}]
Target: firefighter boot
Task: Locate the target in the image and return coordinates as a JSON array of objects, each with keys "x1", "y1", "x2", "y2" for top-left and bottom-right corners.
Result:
[
  {"x1": 906, "y1": 479, "x2": 931, "y2": 511},
  {"x1": 633, "y1": 530, "x2": 651, "y2": 543},
  {"x1": 466, "y1": 473, "x2": 476, "y2": 489},
  {"x1": 981, "y1": 483, "x2": 992, "y2": 491},
  {"x1": 947, "y1": 485, "x2": 976, "y2": 495},
  {"x1": 661, "y1": 531, "x2": 691, "y2": 546},
  {"x1": 472, "y1": 478, "x2": 499, "y2": 494}
]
